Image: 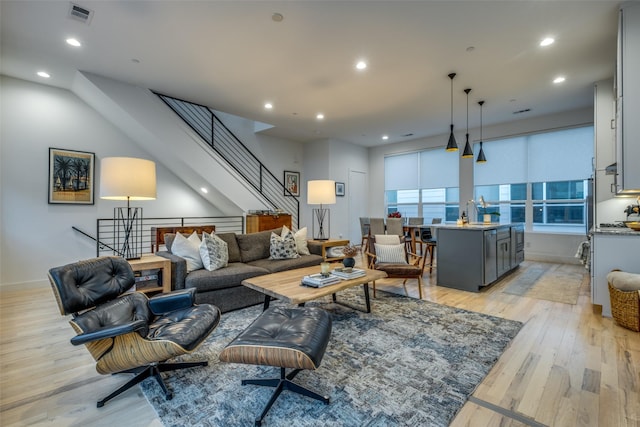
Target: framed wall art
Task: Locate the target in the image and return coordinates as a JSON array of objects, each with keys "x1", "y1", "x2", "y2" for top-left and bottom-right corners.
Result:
[
  {"x1": 48, "y1": 148, "x2": 95, "y2": 204},
  {"x1": 335, "y1": 182, "x2": 345, "y2": 197},
  {"x1": 284, "y1": 170, "x2": 300, "y2": 197}
]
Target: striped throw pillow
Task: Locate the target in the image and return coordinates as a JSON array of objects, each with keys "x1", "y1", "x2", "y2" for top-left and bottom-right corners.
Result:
[{"x1": 374, "y1": 243, "x2": 407, "y2": 264}]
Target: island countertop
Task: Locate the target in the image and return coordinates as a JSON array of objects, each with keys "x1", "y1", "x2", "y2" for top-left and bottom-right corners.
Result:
[{"x1": 432, "y1": 222, "x2": 523, "y2": 231}]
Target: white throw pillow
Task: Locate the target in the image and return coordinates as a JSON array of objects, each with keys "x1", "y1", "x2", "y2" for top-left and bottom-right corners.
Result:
[
  {"x1": 375, "y1": 234, "x2": 401, "y2": 245},
  {"x1": 269, "y1": 227, "x2": 300, "y2": 260},
  {"x1": 374, "y1": 243, "x2": 408, "y2": 264},
  {"x1": 293, "y1": 226, "x2": 310, "y2": 255},
  {"x1": 171, "y1": 231, "x2": 204, "y2": 273},
  {"x1": 199, "y1": 231, "x2": 229, "y2": 271}
]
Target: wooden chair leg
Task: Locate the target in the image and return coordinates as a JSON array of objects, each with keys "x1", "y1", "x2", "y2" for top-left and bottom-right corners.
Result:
[
  {"x1": 429, "y1": 246, "x2": 436, "y2": 275},
  {"x1": 372, "y1": 280, "x2": 377, "y2": 298},
  {"x1": 402, "y1": 279, "x2": 408, "y2": 297},
  {"x1": 417, "y1": 276, "x2": 423, "y2": 300}
]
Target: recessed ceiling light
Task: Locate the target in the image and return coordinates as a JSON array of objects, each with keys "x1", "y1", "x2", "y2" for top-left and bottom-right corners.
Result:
[
  {"x1": 540, "y1": 37, "x2": 555, "y2": 47},
  {"x1": 382, "y1": 135, "x2": 389, "y2": 140},
  {"x1": 200, "y1": 187, "x2": 208, "y2": 194},
  {"x1": 264, "y1": 103, "x2": 273, "y2": 109},
  {"x1": 272, "y1": 13, "x2": 284, "y2": 22},
  {"x1": 66, "y1": 38, "x2": 81, "y2": 47},
  {"x1": 37, "y1": 71, "x2": 50, "y2": 78},
  {"x1": 356, "y1": 61, "x2": 367, "y2": 70},
  {"x1": 553, "y1": 76, "x2": 566, "y2": 84},
  {"x1": 316, "y1": 113, "x2": 324, "y2": 120}
]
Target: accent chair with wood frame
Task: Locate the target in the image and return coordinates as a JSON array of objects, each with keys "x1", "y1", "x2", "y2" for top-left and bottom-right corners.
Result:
[
  {"x1": 365, "y1": 234, "x2": 429, "y2": 299},
  {"x1": 48, "y1": 256, "x2": 221, "y2": 407}
]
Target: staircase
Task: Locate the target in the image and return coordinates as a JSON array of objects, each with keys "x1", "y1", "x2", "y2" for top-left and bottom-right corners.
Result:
[{"x1": 156, "y1": 94, "x2": 299, "y2": 227}]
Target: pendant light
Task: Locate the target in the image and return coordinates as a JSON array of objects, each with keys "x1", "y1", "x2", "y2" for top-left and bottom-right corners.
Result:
[
  {"x1": 445, "y1": 73, "x2": 458, "y2": 151},
  {"x1": 462, "y1": 88, "x2": 474, "y2": 158},
  {"x1": 476, "y1": 100, "x2": 487, "y2": 163}
]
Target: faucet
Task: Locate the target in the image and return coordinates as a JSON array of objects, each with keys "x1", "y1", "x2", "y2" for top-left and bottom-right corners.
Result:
[{"x1": 466, "y1": 199, "x2": 478, "y2": 223}]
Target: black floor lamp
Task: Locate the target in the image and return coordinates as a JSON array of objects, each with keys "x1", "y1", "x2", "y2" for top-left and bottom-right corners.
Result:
[
  {"x1": 99, "y1": 157, "x2": 157, "y2": 260},
  {"x1": 307, "y1": 180, "x2": 336, "y2": 240}
]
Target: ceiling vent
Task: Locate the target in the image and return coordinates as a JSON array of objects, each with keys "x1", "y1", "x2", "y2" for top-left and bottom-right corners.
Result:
[
  {"x1": 513, "y1": 108, "x2": 531, "y2": 115},
  {"x1": 68, "y1": 3, "x2": 93, "y2": 24}
]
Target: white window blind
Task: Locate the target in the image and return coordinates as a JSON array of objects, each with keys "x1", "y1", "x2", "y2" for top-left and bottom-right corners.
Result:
[
  {"x1": 384, "y1": 153, "x2": 419, "y2": 190},
  {"x1": 419, "y1": 148, "x2": 459, "y2": 188},
  {"x1": 474, "y1": 126, "x2": 593, "y2": 185},
  {"x1": 527, "y1": 127, "x2": 593, "y2": 182},
  {"x1": 474, "y1": 136, "x2": 527, "y2": 186}
]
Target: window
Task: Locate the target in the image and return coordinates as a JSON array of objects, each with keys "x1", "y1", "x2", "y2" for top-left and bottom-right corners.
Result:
[
  {"x1": 385, "y1": 148, "x2": 459, "y2": 222},
  {"x1": 474, "y1": 126, "x2": 593, "y2": 233}
]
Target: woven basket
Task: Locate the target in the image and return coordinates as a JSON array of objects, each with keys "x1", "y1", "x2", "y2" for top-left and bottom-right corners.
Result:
[{"x1": 608, "y1": 282, "x2": 640, "y2": 332}]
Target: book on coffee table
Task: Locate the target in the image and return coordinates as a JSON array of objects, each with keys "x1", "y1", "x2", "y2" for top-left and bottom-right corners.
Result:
[
  {"x1": 331, "y1": 268, "x2": 366, "y2": 280},
  {"x1": 302, "y1": 273, "x2": 341, "y2": 288}
]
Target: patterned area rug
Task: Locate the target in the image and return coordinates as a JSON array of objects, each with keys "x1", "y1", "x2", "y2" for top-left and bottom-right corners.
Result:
[
  {"x1": 502, "y1": 263, "x2": 583, "y2": 304},
  {"x1": 141, "y1": 289, "x2": 522, "y2": 426}
]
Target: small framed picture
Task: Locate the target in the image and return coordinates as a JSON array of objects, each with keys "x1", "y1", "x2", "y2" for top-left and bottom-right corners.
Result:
[
  {"x1": 284, "y1": 170, "x2": 300, "y2": 197},
  {"x1": 335, "y1": 182, "x2": 345, "y2": 197},
  {"x1": 48, "y1": 148, "x2": 95, "y2": 204}
]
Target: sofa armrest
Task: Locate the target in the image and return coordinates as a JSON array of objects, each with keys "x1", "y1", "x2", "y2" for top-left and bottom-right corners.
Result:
[
  {"x1": 156, "y1": 251, "x2": 187, "y2": 290},
  {"x1": 307, "y1": 240, "x2": 323, "y2": 256}
]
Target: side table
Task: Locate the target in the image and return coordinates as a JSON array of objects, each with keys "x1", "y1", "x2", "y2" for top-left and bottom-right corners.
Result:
[
  {"x1": 308, "y1": 239, "x2": 350, "y2": 261},
  {"x1": 127, "y1": 255, "x2": 172, "y2": 294}
]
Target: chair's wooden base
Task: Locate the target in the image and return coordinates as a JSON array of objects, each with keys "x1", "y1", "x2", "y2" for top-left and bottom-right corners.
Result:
[
  {"x1": 242, "y1": 367, "x2": 329, "y2": 426},
  {"x1": 97, "y1": 361, "x2": 207, "y2": 408}
]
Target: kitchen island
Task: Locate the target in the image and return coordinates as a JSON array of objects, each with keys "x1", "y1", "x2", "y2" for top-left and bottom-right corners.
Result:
[{"x1": 435, "y1": 223, "x2": 524, "y2": 292}]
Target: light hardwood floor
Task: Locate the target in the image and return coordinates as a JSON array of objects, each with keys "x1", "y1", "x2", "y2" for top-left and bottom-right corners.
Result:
[{"x1": 1, "y1": 260, "x2": 638, "y2": 426}]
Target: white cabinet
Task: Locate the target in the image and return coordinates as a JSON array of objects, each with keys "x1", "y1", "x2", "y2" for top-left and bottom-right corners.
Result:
[
  {"x1": 591, "y1": 232, "x2": 640, "y2": 317},
  {"x1": 615, "y1": 3, "x2": 640, "y2": 193}
]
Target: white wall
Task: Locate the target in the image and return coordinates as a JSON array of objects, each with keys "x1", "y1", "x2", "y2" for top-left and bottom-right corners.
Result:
[
  {"x1": 0, "y1": 76, "x2": 220, "y2": 286},
  {"x1": 368, "y1": 107, "x2": 594, "y2": 263}
]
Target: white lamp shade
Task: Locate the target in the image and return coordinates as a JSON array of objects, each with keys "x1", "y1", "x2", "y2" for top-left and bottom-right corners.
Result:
[
  {"x1": 307, "y1": 180, "x2": 336, "y2": 205},
  {"x1": 100, "y1": 157, "x2": 157, "y2": 200}
]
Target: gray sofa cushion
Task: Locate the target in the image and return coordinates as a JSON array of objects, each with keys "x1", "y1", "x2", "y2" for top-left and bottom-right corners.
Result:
[
  {"x1": 185, "y1": 262, "x2": 269, "y2": 293},
  {"x1": 215, "y1": 232, "x2": 242, "y2": 263},
  {"x1": 236, "y1": 228, "x2": 282, "y2": 263},
  {"x1": 247, "y1": 254, "x2": 324, "y2": 274}
]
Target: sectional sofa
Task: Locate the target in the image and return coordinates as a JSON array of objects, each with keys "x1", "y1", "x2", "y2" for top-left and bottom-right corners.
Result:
[{"x1": 156, "y1": 228, "x2": 324, "y2": 313}]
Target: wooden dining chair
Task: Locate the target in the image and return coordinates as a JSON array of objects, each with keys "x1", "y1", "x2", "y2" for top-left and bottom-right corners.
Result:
[
  {"x1": 369, "y1": 218, "x2": 386, "y2": 236},
  {"x1": 359, "y1": 217, "x2": 370, "y2": 250},
  {"x1": 385, "y1": 217, "x2": 405, "y2": 238},
  {"x1": 420, "y1": 218, "x2": 442, "y2": 275},
  {"x1": 407, "y1": 217, "x2": 424, "y2": 253}
]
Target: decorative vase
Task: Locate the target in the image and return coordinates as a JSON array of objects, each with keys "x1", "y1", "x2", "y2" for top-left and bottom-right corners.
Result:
[
  {"x1": 483, "y1": 214, "x2": 492, "y2": 224},
  {"x1": 342, "y1": 257, "x2": 356, "y2": 268}
]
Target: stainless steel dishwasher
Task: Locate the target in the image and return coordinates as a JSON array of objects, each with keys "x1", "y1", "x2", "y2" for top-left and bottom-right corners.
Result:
[{"x1": 483, "y1": 229, "x2": 497, "y2": 285}]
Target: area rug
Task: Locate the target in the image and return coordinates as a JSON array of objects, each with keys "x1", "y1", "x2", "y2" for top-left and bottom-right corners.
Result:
[
  {"x1": 502, "y1": 263, "x2": 582, "y2": 304},
  {"x1": 141, "y1": 289, "x2": 522, "y2": 426}
]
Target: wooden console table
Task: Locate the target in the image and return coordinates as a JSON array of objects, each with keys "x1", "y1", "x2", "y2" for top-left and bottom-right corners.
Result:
[{"x1": 246, "y1": 214, "x2": 292, "y2": 233}]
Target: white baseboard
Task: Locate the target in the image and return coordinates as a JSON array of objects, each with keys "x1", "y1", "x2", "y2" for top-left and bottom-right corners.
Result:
[{"x1": 524, "y1": 252, "x2": 582, "y2": 265}]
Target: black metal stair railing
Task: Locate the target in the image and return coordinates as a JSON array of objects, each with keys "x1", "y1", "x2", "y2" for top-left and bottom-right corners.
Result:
[
  {"x1": 155, "y1": 93, "x2": 299, "y2": 228},
  {"x1": 74, "y1": 216, "x2": 244, "y2": 257}
]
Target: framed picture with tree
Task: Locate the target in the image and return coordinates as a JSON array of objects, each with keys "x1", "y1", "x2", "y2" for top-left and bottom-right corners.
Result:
[
  {"x1": 48, "y1": 148, "x2": 95, "y2": 204},
  {"x1": 284, "y1": 170, "x2": 300, "y2": 197}
]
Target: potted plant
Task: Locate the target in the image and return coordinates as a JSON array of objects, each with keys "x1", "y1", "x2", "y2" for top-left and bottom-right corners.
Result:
[
  {"x1": 342, "y1": 244, "x2": 360, "y2": 268},
  {"x1": 477, "y1": 196, "x2": 500, "y2": 223}
]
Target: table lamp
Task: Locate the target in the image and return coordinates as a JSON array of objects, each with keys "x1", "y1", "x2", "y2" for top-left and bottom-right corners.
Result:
[
  {"x1": 307, "y1": 180, "x2": 336, "y2": 240},
  {"x1": 100, "y1": 157, "x2": 156, "y2": 259}
]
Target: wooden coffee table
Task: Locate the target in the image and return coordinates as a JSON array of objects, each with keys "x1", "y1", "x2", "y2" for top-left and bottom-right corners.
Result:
[{"x1": 241, "y1": 264, "x2": 387, "y2": 313}]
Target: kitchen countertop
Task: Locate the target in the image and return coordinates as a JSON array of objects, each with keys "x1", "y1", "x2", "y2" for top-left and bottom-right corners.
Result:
[
  {"x1": 591, "y1": 227, "x2": 640, "y2": 236},
  {"x1": 432, "y1": 223, "x2": 522, "y2": 230}
]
